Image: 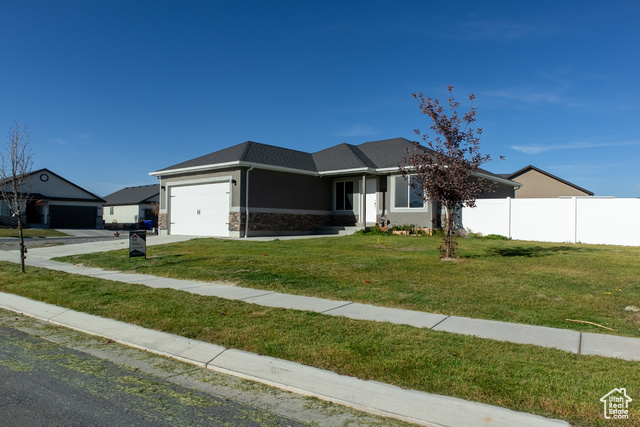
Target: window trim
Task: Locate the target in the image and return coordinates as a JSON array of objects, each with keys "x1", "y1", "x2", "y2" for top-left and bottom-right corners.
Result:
[
  {"x1": 333, "y1": 179, "x2": 357, "y2": 212},
  {"x1": 390, "y1": 174, "x2": 428, "y2": 212}
]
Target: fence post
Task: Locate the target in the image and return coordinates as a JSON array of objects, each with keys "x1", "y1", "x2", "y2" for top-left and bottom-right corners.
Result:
[
  {"x1": 573, "y1": 197, "x2": 578, "y2": 243},
  {"x1": 506, "y1": 197, "x2": 512, "y2": 239}
]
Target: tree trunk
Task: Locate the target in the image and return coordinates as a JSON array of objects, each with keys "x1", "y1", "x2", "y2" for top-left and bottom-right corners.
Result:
[{"x1": 17, "y1": 216, "x2": 26, "y2": 273}]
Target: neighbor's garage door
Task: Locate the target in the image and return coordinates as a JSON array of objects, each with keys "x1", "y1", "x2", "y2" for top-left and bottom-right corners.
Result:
[
  {"x1": 169, "y1": 182, "x2": 230, "y2": 237},
  {"x1": 49, "y1": 205, "x2": 97, "y2": 229}
]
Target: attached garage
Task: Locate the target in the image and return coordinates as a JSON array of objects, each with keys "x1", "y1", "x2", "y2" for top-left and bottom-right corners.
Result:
[
  {"x1": 168, "y1": 182, "x2": 230, "y2": 237},
  {"x1": 49, "y1": 205, "x2": 98, "y2": 229},
  {"x1": 2, "y1": 169, "x2": 105, "y2": 230}
]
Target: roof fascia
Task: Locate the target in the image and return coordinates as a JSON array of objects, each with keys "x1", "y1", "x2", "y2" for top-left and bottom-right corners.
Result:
[
  {"x1": 472, "y1": 171, "x2": 521, "y2": 187},
  {"x1": 37, "y1": 169, "x2": 105, "y2": 202},
  {"x1": 149, "y1": 161, "x2": 243, "y2": 177},
  {"x1": 318, "y1": 167, "x2": 377, "y2": 176},
  {"x1": 375, "y1": 165, "x2": 520, "y2": 187},
  {"x1": 3, "y1": 168, "x2": 105, "y2": 201},
  {"x1": 246, "y1": 162, "x2": 318, "y2": 176},
  {"x1": 375, "y1": 166, "x2": 405, "y2": 173},
  {"x1": 150, "y1": 161, "x2": 319, "y2": 177}
]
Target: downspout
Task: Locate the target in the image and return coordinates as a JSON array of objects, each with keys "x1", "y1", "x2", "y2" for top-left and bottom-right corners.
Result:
[{"x1": 244, "y1": 166, "x2": 254, "y2": 238}]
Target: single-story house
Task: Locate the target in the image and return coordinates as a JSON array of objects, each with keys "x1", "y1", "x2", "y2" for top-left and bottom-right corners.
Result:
[
  {"x1": 103, "y1": 184, "x2": 159, "y2": 228},
  {"x1": 500, "y1": 165, "x2": 594, "y2": 198},
  {"x1": 0, "y1": 168, "x2": 105, "y2": 229},
  {"x1": 150, "y1": 137, "x2": 518, "y2": 237}
]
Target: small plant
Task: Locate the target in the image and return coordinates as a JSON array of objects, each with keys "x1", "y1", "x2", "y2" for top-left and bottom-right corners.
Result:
[
  {"x1": 391, "y1": 224, "x2": 416, "y2": 232},
  {"x1": 355, "y1": 226, "x2": 391, "y2": 235},
  {"x1": 484, "y1": 234, "x2": 509, "y2": 240}
]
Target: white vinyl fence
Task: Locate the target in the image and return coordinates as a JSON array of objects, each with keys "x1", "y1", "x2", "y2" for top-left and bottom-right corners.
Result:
[{"x1": 461, "y1": 197, "x2": 640, "y2": 246}]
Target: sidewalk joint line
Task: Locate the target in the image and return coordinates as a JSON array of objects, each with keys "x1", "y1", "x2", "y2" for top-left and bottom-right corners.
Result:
[
  {"x1": 205, "y1": 349, "x2": 229, "y2": 368},
  {"x1": 181, "y1": 283, "x2": 210, "y2": 290},
  {"x1": 320, "y1": 302, "x2": 353, "y2": 314},
  {"x1": 48, "y1": 308, "x2": 72, "y2": 322},
  {"x1": 430, "y1": 315, "x2": 450, "y2": 329},
  {"x1": 240, "y1": 292, "x2": 274, "y2": 300}
]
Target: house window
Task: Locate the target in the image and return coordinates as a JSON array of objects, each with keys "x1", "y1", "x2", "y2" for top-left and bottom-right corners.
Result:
[
  {"x1": 394, "y1": 175, "x2": 424, "y2": 208},
  {"x1": 335, "y1": 181, "x2": 354, "y2": 211},
  {"x1": 109, "y1": 206, "x2": 114, "y2": 215}
]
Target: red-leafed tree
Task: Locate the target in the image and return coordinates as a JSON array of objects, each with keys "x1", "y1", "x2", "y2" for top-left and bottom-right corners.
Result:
[{"x1": 400, "y1": 85, "x2": 502, "y2": 258}]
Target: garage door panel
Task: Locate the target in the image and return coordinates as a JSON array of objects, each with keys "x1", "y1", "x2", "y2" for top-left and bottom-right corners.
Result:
[
  {"x1": 50, "y1": 205, "x2": 97, "y2": 229},
  {"x1": 169, "y1": 182, "x2": 230, "y2": 237}
]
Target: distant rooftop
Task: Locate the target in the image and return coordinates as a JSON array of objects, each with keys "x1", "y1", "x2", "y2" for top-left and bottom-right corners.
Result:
[{"x1": 104, "y1": 184, "x2": 159, "y2": 206}]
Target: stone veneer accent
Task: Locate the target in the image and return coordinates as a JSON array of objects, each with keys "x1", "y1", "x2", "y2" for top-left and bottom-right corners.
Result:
[
  {"x1": 229, "y1": 212, "x2": 242, "y2": 232},
  {"x1": 158, "y1": 213, "x2": 168, "y2": 231},
  {"x1": 167, "y1": 211, "x2": 357, "y2": 235},
  {"x1": 230, "y1": 211, "x2": 357, "y2": 234}
]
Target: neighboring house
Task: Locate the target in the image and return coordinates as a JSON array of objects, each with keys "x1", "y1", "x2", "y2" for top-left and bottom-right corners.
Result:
[
  {"x1": 501, "y1": 165, "x2": 594, "y2": 198},
  {"x1": 103, "y1": 184, "x2": 160, "y2": 228},
  {"x1": 0, "y1": 168, "x2": 105, "y2": 229},
  {"x1": 150, "y1": 137, "x2": 517, "y2": 237}
]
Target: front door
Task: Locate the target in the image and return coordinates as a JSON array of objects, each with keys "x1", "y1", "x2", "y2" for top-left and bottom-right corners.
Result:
[{"x1": 365, "y1": 178, "x2": 377, "y2": 225}]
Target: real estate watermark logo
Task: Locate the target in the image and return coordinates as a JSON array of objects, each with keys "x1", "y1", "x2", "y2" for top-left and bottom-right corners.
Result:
[{"x1": 600, "y1": 388, "x2": 632, "y2": 420}]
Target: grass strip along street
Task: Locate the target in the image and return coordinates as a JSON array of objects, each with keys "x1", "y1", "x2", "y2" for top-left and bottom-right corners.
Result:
[
  {"x1": 1, "y1": 246, "x2": 639, "y2": 426},
  {"x1": 0, "y1": 228, "x2": 70, "y2": 238},
  {"x1": 57, "y1": 235, "x2": 640, "y2": 337}
]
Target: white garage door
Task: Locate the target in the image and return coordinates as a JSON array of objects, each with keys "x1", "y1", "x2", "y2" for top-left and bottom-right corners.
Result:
[{"x1": 169, "y1": 182, "x2": 230, "y2": 237}]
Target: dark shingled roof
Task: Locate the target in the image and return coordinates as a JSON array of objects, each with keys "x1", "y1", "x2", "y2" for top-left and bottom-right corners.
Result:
[
  {"x1": 156, "y1": 141, "x2": 316, "y2": 173},
  {"x1": 104, "y1": 184, "x2": 159, "y2": 206},
  {"x1": 356, "y1": 138, "x2": 428, "y2": 169},
  {"x1": 313, "y1": 143, "x2": 377, "y2": 171},
  {"x1": 152, "y1": 137, "x2": 514, "y2": 184}
]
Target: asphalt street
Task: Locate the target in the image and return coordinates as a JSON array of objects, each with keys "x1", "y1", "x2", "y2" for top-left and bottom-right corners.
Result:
[{"x1": 0, "y1": 311, "x2": 406, "y2": 427}]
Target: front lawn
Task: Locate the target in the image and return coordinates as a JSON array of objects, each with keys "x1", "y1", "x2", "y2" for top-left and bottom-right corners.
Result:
[
  {"x1": 0, "y1": 262, "x2": 637, "y2": 427},
  {"x1": 57, "y1": 235, "x2": 640, "y2": 337}
]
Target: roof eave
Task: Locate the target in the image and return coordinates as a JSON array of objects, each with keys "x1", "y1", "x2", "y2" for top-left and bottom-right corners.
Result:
[
  {"x1": 150, "y1": 161, "x2": 243, "y2": 177},
  {"x1": 385, "y1": 165, "x2": 520, "y2": 187},
  {"x1": 318, "y1": 167, "x2": 377, "y2": 176},
  {"x1": 472, "y1": 171, "x2": 521, "y2": 187},
  {"x1": 150, "y1": 161, "x2": 319, "y2": 177}
]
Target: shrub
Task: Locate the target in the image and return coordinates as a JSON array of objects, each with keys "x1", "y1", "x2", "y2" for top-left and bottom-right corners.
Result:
[
  {"x1": 355, "y1": 225, "x2": 391, "y2": 235},
  {"x1": 484, "y1": 234, "x2": 509, "y2": 240}
]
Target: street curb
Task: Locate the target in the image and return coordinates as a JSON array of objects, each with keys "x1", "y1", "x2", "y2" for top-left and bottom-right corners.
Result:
[{"x1": 0, "y1": 292, "x2": 570, "y2": 427}]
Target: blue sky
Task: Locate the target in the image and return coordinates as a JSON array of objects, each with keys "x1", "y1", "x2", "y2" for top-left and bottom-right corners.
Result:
[{"x1": 1, "y1": 1, "x2": 638, "y2": 197}]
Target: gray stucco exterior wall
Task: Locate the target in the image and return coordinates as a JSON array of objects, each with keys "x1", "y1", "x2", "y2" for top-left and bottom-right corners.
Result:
[
  {"x1": 247, "y1": 169, "x2": 332, "y2": 211},
  {"x1": 378, "y1": 175, "x2": 438, "y2": 228}
]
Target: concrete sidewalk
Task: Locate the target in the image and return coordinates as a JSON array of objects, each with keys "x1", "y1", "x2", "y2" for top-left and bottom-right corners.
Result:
[
  {"x1": 3, "y1": 236, "x2": 638, "y2": 362},
  {"x1": 0, "y1": 236, "x2": 627, "y2": 425},
  {"x1": 0, "y1": 292, "x2": 569, "y2": 427}
]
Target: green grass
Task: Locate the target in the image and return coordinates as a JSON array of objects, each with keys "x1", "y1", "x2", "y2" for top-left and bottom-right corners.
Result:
[
  {"x1": 0, "y1": 228, "x2": 70, "y2": 238},
  {"x1": 57, "y1": 235, "x2": 640, "y2": 337},
  {"x1": 0, "y1": 262, "x2": 637, "y2": 427}
]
